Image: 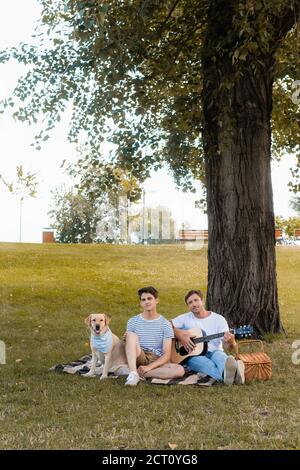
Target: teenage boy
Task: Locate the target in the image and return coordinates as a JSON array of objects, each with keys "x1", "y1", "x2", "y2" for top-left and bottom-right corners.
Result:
[{"x1": 125, "y1": 286, "x2": 184, "y2": 386}]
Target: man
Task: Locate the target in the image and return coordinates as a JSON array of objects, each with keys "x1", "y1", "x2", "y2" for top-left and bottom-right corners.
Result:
[
  {"x1": 125, "y1": 286, "x2": 185, "y2": 386},
  {"x1": 172, "y1": 289, "x2": 245, "y2": 385}
]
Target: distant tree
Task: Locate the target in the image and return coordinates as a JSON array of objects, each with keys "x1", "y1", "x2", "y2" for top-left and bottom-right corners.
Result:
[
  {"x1": 0, "y1": 166, "x2": 38, "y2": 242},
  {"x1": 67, "y1": 150, "x2": 142, "y2": 206},
  {"x1": 275, "y1": 215, "x2": 285, "y2": 229},
  {"x1": 49, "y1": 158, "x2": 142, "y2": 243},
  {"x1": 284, "y1": 217, "x2": 300, "y2": 237},
  {"x1": 49, "y1": 187, "x2": 97, "y2": 243},
  {"x1": 275, "y1": 215, "x2": 300, "y2": 237},
  {"x1": 66, "y1": 152, "x2": 142, "y2": 242},
  {"x1": 290, "y1": 196, "x2": 300, "y2": 215}
]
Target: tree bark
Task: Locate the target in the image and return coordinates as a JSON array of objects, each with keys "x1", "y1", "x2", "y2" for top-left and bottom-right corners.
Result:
[{"x1": 202, "y1": 1, "x2": 283, "y2": 334}]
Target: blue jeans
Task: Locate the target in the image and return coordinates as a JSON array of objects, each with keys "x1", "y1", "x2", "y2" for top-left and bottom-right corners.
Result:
[{"x1": 187, "y1": 350, "x2": 227, "y2": 382}]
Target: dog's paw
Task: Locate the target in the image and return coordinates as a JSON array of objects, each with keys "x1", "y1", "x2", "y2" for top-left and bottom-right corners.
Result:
[{"x1": 99, "y1": 374, "x2": 108, "y2": 381}]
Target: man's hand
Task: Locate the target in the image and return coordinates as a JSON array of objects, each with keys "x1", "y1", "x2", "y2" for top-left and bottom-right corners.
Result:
[
  {"x1": 223, "y1": 332, "x2": 236, "y2": 349},
  {"x1": 178, "y1": 331, "x2": 196, "y2": 353}
]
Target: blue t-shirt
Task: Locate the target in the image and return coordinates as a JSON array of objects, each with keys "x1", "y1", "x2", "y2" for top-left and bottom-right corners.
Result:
[{"x1": 127, "y1": 314, "x2": 174, "y2": 356}]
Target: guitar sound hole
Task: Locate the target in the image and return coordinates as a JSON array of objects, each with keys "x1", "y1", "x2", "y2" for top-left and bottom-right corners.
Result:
[{"x1": 179, "y1": 346, "x2": 188, "y2": 355}]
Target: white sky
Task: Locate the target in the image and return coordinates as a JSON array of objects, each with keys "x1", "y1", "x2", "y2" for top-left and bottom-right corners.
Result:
[{"x1": 0, "y1": 0, "x2": 297, "y2": 243}]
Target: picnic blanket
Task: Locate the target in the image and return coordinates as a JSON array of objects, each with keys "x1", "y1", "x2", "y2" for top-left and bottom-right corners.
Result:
[{"x1": 50, "y1": 354, "x2": 216, "y2": 386}]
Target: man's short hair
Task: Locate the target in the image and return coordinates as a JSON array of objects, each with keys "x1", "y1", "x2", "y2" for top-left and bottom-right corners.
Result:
[
  {"x1": 138, "y1": 286, "x2": 159, "y2": 299},
  {"x1": 184, "y1": 289, "x2": 204, "y2": 303}
]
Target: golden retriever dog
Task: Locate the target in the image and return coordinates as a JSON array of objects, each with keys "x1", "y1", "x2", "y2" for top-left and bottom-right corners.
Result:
[{"x1": 84, "y1": 313, "x2": 128, "y2": 379}]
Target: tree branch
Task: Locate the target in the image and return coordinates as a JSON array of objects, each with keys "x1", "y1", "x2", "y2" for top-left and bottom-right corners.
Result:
[
  {"x1": 155, "y1": 0, "x2": 182, "y2": 36},
  {"x1": 274, "y1": 2, "x2": 300, "y2": 41}
]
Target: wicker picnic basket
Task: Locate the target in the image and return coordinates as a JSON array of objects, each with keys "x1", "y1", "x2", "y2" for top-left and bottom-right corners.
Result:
[{"x1": 235, "y1": 340, "x2": 272, "y2": 382}]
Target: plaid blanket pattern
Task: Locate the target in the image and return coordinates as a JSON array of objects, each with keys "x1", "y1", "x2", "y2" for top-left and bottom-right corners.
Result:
[{"x1": 50, "y1": 354, "x2": 216, "y2": 386}]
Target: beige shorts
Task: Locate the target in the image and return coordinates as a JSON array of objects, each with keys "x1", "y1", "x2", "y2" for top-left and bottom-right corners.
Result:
[{"x1": 136, "y1": 349, "x2": 159, "y2": 367}]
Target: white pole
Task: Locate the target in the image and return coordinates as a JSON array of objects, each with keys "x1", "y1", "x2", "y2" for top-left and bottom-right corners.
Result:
[
  {"x1": 142, "y1": 189, "x2": 145, "y2": 244},
  {"x1": 19, "y1": 196, "x2": 23, "y2": 243}
]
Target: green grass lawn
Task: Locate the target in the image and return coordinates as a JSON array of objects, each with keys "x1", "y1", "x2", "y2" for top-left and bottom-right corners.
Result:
[{"x1": 0, "y1": 242, "x2": 300, "y2": 450}]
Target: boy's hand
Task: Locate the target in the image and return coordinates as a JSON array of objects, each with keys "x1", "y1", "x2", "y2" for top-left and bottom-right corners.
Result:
[{"x1": 137, "y1": 364, "x2": 152, "y2": 377}]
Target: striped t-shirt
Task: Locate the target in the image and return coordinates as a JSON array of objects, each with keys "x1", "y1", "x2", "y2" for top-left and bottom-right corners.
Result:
[{"x1": 127, "y1": 314, "x2": 174, "y2": 357}]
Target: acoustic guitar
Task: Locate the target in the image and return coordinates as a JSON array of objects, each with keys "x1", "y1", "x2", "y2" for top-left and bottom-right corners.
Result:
[{"x1": 171, "y1": 325, "x2": 253, "y2": 364}]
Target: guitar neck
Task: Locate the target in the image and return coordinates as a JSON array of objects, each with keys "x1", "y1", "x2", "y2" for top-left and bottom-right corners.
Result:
[{"x1": 193, "y1": 331, "x2": 230, "y2": 344}]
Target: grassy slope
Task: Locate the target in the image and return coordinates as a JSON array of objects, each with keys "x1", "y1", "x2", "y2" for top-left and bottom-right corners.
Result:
[{"x1": 0, "y1": 243, "x2": 299, "y2": 450}]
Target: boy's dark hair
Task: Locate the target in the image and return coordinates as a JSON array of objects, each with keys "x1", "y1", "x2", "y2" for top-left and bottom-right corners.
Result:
[
  {"x1": 184, "y1": 289, "x2": 204, "y2": 303},
  {"x1": 138, "y1": 286, "x2": 159, "y2": 299}
]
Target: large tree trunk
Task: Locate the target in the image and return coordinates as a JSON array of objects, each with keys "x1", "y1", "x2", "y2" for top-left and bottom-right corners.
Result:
[{"x1": 202, "y1": 1, "x2": 282, "y2": 334}]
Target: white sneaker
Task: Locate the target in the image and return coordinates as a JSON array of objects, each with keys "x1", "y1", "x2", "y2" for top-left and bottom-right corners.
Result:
[
  {"x1": 125, "y1": 371, "x2": 140, "y2": 386},
  {"x1": 234, "y1": 360, "x2": 245, "y2": 385},
  {"x1": 224, "y1": 355, "x2": 237, "y2": 385}
]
